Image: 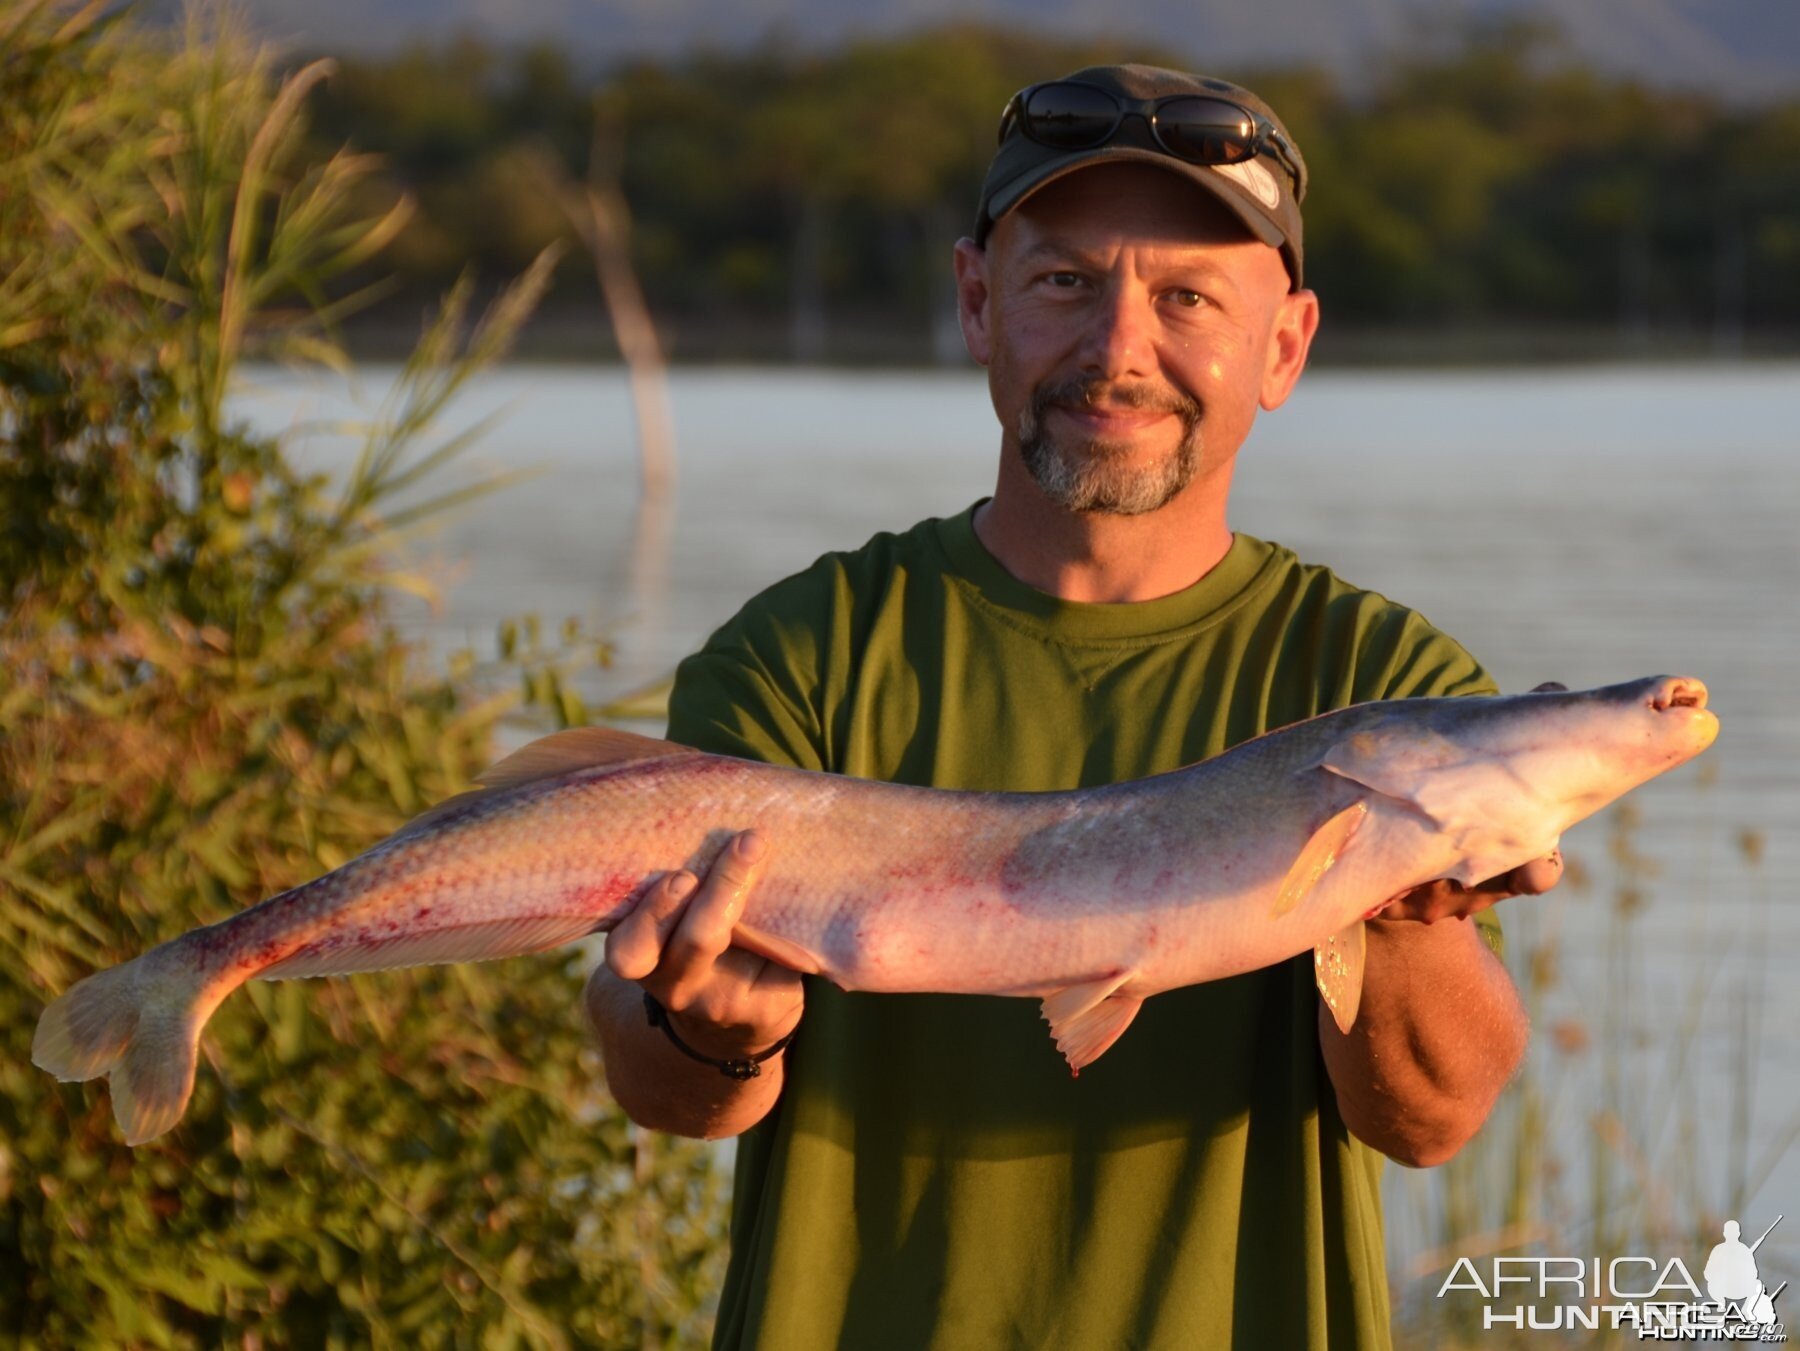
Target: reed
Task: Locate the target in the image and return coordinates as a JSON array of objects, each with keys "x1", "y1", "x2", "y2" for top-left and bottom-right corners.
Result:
[
  {"x1": 0, "y1": 6, "x2": 726, "y2": 1344},
  {"x1": 1390, "y1": 769, "x2": 1789, "y2": 1348}
]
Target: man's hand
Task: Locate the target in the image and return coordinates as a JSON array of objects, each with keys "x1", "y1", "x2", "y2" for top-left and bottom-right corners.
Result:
[
  {"x1": 583, "y1": 830, "x2": 803, "y2": 1139},
  {"x1": 1379, "y1": 848, "x2": 1563, "y2": 923},
  {"x1": 602, "y1": 829, "x2": 804, "y2": 1059}
]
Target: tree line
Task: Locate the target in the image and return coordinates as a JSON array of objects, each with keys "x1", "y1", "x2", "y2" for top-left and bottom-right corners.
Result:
[{"x1": 305, "y1": 21, "x2": 1800, "y2": 359}]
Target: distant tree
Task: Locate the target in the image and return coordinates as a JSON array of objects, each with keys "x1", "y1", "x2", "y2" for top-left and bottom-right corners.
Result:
[
  {"x1": 287, "y1": 20, "x2": 1800, "y2": 355},
  {"x1": 1, "y1": 8, "x2": 725, "y2": 1343}
]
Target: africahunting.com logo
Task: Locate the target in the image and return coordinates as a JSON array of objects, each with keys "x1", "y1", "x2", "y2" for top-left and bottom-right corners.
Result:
[{"x1": 1437, "y1": 1215, "x2": 1787, "y2": 1340}]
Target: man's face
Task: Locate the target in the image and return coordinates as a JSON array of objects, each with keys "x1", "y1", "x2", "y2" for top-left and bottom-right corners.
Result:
[{"x1": 956, "y1": 164, "x2": 1317, "y2": 516}]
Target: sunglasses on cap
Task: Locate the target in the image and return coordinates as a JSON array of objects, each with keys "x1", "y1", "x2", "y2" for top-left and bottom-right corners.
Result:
[{"x1": 997, "y1": 80, "x2": 1307, "y2": 203}]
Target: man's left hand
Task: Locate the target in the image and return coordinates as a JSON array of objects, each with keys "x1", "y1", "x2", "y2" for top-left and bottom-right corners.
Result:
[{"x1": 1378, "y1": 849, "x2": 1563, "y2": 923}]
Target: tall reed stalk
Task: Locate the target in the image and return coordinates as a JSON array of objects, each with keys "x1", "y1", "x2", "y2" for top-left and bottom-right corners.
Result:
[
  {"x1": 1390, "y1": 767, "x2": 1789, "y2": 1349},
  {"x1": 1, "y1": 5, "x2": 727, "y2": 1343}
]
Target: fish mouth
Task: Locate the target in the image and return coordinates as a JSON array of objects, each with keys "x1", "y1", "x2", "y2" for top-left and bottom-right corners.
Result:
[
  {"x1": 1553, "y1": 675, "x2": 1719, "y2": 763},
  {"x1": 1647, "y1": 676, "x2": 1707, "y2": 712},
  {"x1": 1641, "y1": 675, "x2": 1719, "y2": 755}
]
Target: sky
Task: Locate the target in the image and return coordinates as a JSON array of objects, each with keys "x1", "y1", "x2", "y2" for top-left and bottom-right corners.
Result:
[{"x1": 167, "y1": 0, "x2": 1800, "y2": 100}]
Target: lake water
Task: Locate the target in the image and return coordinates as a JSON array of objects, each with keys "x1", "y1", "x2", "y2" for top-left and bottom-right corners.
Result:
[{"x1": 232, "y1": 361, "x2": 1799, "y2": 1307}]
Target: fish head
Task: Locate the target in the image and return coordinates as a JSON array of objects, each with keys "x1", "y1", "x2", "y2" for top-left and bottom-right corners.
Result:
[
  {"x1": 1321, "y1": 676, "x2": 1717, "y2": 885},
  {"x1": 1434, "y1": 675, "x2": 1717, "y2": 818}
]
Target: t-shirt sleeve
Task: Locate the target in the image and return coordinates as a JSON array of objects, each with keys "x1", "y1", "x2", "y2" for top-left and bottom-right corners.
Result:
[
  {"x1": 664, "y1": 577, "x2": 831, "y2": 772},
  {"x1": 1356, "y1": 604, "x2": 1499, "y2": 704}
]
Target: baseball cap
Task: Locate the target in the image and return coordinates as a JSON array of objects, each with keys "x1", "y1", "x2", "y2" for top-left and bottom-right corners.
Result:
[{"x1": 975, "y1": 64, "x2": 1308, "y2": 289}]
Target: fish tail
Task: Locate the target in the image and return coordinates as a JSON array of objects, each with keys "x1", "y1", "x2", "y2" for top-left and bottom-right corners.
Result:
[{"x1": 32, "y1": 944, "x2": 235, "y2": 1146}]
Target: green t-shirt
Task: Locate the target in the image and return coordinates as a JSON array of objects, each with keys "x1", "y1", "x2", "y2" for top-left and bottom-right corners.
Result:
[{"x1": 666, "y1": 504, "x2": 1500, "y2": 1351}]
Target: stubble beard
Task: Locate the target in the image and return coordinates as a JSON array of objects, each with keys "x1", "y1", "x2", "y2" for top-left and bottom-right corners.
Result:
[{"x1": 1015, "y1": 375, "x2": 1204, "y2": 516}]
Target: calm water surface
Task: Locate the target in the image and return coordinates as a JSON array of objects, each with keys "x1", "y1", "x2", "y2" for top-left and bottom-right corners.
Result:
[{"x1": 232, "y1": 361, "x2": 1800, "y2": 1298}]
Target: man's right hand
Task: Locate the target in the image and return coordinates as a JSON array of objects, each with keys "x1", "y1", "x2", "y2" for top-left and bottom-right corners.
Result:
[{"x1": 583, "y1": 830, "x2": 804, "y2": 1138}]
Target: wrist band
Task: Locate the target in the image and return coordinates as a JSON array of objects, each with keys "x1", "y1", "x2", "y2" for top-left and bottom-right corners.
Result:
[{"x1": 642, "y1": 990, "x2": 797, "y2": 1081}]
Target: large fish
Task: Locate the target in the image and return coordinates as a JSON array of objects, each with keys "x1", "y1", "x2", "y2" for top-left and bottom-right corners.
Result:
[{"x1": 34, "y1": 675, "x2": 1717, "y2": 1145}]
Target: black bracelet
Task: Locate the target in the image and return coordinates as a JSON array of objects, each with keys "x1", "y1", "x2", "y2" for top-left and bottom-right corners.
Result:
[{"x1": 642, "y1": 990, "x2": 797, "y2": 1081}]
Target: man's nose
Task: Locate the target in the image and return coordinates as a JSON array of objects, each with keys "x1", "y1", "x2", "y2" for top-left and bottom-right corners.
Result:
[{"x1": 1076, "y1": 283, "x2": 1155, "y2": 381}]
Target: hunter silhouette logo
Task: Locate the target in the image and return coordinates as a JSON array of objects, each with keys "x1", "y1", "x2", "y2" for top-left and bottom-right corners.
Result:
[
  {"x1": 1436, "y1": 1212, "x2": 1789, "y2": 1339},
  {"x1": 1705, "y1": 1217, "x2": 1784, "y2": 1329}
]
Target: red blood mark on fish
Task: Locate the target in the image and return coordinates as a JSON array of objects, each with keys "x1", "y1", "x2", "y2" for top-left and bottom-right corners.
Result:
[
  {"x1": 36, "y1": 676, "x2": 1719, "y2": 1147},
  {"x1": 562, "y1": 876, "x2": 637, "y2": 921}
]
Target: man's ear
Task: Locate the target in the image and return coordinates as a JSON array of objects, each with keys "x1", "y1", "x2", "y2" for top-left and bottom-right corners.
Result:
[
  {"x1": 953, "y1": 237, "x2": 992, "y2": 366},
  {"x1": 1260, "y1": 287, "x2": 1320, "y2": 411}
]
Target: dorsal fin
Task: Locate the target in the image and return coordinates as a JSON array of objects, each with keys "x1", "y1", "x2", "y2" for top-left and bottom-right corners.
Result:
[
  {"x1": 477, "y1": 726, "x2": 693, "y2": 792},
  {"x1": 388, "y1": 727, "x2": 695, "y2": 845}
]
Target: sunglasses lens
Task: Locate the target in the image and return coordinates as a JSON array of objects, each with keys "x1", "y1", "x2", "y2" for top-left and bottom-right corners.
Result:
[
  {"x1": 1023, "y1": 84, "x2": 1120, "y2": 148},
  {"x1": 1155, "y1": 97, "x2": 1260, "y2": 164}
]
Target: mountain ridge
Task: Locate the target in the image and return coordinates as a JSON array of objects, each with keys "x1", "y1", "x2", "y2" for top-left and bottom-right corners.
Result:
[{"x1": 172, "y1": 0, "x2": 1800, "y2": 100}]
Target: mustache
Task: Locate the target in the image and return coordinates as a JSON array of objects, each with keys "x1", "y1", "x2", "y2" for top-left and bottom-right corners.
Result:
[{"x1": 1029, "y1": 375, "x2": 1201, "y2": 422}]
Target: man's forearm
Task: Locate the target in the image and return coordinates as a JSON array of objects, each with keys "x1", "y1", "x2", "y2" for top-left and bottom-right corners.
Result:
[
  {"x1": 1319, "y1": 915, "x2": 1526, "y2": 1167},
  {"x1": 584, "y1": 967, "x2": 784, "y2": 1140}
]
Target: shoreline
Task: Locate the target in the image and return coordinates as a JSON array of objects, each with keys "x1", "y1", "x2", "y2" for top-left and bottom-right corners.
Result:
[{"x1": 332, "y1": 304, "x2": 1800, "y2": 371}]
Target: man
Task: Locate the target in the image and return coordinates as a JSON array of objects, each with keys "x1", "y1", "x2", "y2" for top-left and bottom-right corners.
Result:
[{"x1": 586, "y1": 63, "x2": 1560, "y2": 1349}]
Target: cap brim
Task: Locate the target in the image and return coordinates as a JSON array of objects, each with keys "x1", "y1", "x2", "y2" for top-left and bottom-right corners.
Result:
[{"x1": 985, "y1": 144, "x2": 1287, "y2": 250}]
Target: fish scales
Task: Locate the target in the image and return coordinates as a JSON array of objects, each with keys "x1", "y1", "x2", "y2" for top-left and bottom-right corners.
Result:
[{"x1": 32, "y1": 676, "x2": 1718, "y2": 1144}]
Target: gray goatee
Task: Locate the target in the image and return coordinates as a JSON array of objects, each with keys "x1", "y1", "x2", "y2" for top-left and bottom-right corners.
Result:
[{"x1": 1016, "y1": 375, "x2": 1203, "y2": 516}]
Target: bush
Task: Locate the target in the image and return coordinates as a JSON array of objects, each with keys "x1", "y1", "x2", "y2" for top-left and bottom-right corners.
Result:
[{"x1": 0, "y1": 5, "x2": 725, "y2": 1344}]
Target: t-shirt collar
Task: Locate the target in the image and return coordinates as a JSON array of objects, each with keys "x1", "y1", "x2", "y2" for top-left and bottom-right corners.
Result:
[{"x1": 933, "y1": 500, "x2": 1278, "y2": 645}]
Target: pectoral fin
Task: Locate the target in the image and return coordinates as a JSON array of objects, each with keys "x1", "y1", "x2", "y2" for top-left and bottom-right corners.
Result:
[
  {"x1": 1319, "y1": 723, "x2": 1556, "y2": 886},
  {"x1": 1040, "y1": 972, "x2": 1143, "y2": 1075},
  {"x1": 1314, "y1": 919, "x2": 1367, "y2": 1034},
  {"x1": 1271, "y1": 800, "x2": 1369, "y2": 918}
]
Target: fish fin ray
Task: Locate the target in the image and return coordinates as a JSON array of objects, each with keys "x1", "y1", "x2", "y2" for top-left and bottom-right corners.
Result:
[
  {"x1": 258, "y1": 913, "x2": 602, "y2": 979},
  {"x1": 478, "y1": 727, "x2": 694, "y2": 792},
  {"x1": 1041, "y1": 972, "x2": 1141, "y2": 1073},
  {"x1": 33, "y1": 962, "x2": 143, "y2": 1084},
  {"x1": 1041, "y1": 970, "x2": 1129, "y2": 1025},
  {"x1": 1314, "y1": 918, "x2": 1367, "y2": 1034},
  {"x1": 33, "y1": 945, "x2": 234, "y2": 1146},
  {"x1": 1271, "y1": 800, "x2": 1368, "y2": 918}
]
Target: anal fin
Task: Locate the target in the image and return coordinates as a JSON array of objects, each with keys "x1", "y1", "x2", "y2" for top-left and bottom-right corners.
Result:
[
  {"x1": 1271, "y1": 799, "x2": 1368, "y2": 918},
  {"x1": 1040, "y1": 972, "x2": 1143, "y2": 1075},
  {"x1": 258, "y1": 912, "x2": 603, "y2": 980},
  {"x1": 1314, "y1": 919, "x2": 1367, "y2": 1034}
]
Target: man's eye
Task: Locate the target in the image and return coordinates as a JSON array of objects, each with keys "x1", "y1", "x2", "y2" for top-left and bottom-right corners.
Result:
[
  {"x1": 1170, "y1": 288, "x2": 1206, "y2": 308},
  {"x1": 1045, "y1": 271, "x2": 1083, "y2": 288}
]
